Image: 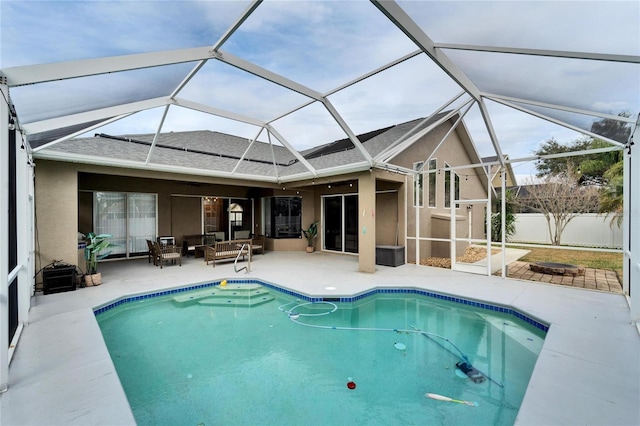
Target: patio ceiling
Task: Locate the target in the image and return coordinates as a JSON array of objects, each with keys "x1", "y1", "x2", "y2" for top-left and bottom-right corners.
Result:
[{"x1": 1, "y1": 0, "x2": 638, "y2": 183}]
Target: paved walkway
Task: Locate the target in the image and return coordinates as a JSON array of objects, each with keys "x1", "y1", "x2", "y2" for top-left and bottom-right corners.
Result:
[{"x1": 506, "y1": 260, "x2": 623, "y2": 293}]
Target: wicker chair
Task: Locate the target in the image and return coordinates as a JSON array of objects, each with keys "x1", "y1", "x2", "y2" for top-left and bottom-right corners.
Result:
[
  {"x1": 146, "y1": 239, "x2": 159, "y2": 265},
  {"x1": 153, "y1": 241, "x2": 182, "y2": 269},
  {"x1": 252, "y1": 234, "x2": 266, "y2": 255}
]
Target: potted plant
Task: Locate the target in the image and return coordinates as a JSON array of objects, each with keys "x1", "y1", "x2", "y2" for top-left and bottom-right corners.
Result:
[
  {"x1": 302, "y1": 221, "x2": 319, "y2": 253},
  {"x1": 84, "y1": 232, "x2": 116, "y2": 286}
]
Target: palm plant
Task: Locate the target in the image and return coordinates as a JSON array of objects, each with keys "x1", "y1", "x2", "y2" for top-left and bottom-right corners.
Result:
[
  {"x1": 598, "y1": 160, "x2": 623, "y2": 227},
  {"x1": 84, "y1": 232, "x2": 116, "y2": 274},
  {"x1": 491, "y1": 189, "x2": 517, "y2": 242},
  {"x1": 302, "y1": 221, "x2": 319, "y2": 247}
]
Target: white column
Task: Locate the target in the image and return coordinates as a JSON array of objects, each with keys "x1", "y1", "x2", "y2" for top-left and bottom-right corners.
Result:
[
  {"x1": 500, "y1": 166, "x2": 506, "y2": 277},
  {"x1": 415, "y1": 174, "x2": 420, "y2": 264},
  {"x1": 17, "y1": 131, "x2": 33, "y2": 324},
  {"x1": 1, "y1": 79, "x2": 10, "y2": 392},
  {"x1": 450, "y1": 168, "x2": 456, "y2": 270},
  {"x1": 627, "y1": 115, "x2": 640, "y2": 324}
]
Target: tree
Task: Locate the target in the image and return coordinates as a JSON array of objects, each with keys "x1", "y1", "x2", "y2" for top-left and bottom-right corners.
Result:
[
  {"x1": 590, "y1": 112, "x2": 632, "y2": 143},
  {"x1": 534, "y1": 114, "x2": 630, "y2": 184},
  {"x1": 589, "y1": 114, "x2": 630, "y2": 226},
  {"x1": 534, "y1": 137, "x2": 591, "y2": 178},
  {"x1": 533, "y1": 115, "x2": 630, "y2": 227},
  {"x1": 517, "y1": 172, "x2": 600, "y2": 246},
  {"x1": 599, "y1": 160, "x2": 624, "y2": 227},
  {"x1": 491, "y1": 189, "x2": 517, "y2": 242}
]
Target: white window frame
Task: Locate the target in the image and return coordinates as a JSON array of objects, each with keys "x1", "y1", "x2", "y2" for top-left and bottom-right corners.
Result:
[
  {"x1": 413, "y1": 161, "x2": 424, "y2": 208},
  {"x1": 427, "y1": 158, "x2": 437, "y2": 208},
  {"x1": 444, "y1": 162, "x2": 460, "y2": 209}
]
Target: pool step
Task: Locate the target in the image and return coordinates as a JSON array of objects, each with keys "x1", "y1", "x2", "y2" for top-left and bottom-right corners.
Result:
[
  {"x1": 173, "y1": 288, "x2": 223, "y2": 305},
  {"x1": 198, "y1": 294, "x2": 275, "y2": 307},
  {"x1": 216, "y1": 284, "x2": 269, "y2": 294},
  {"x1": 172, "y1": 284, "x2": 273, "y2": 307}
]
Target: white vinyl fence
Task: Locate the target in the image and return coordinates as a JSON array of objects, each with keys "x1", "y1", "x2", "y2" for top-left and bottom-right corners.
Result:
[{"x1": 510, "y1": 213, "x2": 622, "y2": 249}]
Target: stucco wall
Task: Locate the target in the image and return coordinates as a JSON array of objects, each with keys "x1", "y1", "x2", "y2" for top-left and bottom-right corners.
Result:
[
  {"x1": 375, "y1": 175, "x2": 405, "y2": 246},
  {"x1": 390, "y1": 121, "x2": 488, "y2": 262},
  {"x1": 34, "y1": 161, "x2": 78, "y2": 279},
  {"x1": 35, "y1": 118, "x2": 484, "y2": 271},
  {"x1": 36, "y1": 160, "x2": 320, "y2": 269},
  {"x1": 358, "y1": 172, "x2": 376, "y2": 273}
]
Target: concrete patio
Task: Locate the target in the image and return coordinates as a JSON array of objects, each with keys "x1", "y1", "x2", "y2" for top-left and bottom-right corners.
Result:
[{"x1": 1, "y1": 252, "x2": 638, "y2": 425}]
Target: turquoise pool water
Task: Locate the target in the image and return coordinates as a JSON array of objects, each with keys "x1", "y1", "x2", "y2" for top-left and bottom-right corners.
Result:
[{"x1": 96, "y1": 282, "x2": 546, "y2": 425}]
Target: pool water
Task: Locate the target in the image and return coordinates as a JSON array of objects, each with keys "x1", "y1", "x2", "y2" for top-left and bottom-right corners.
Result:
[{"x1": 97, "y1": 285, "x2": 545, "y2": 425}]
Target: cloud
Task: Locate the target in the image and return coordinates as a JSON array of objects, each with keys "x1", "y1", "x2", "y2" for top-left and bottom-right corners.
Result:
[
  {"x1": 2, "y1": 0, "x2": 638, "y2": 169},
  {"x1": 1, "y1": 1, "x2": 246, "y2": 67}
]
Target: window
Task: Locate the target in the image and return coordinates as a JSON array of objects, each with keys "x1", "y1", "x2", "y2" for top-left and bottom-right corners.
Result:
[
  {"x1": 428, "y1": 158, "x2": 436, "y2": 207},
  {"x1": 229, "y1": 203, "x2": 243, "y2": 227},
  {"x1": 444, "y1": 163, "x2": 460, "y2": 208},
  {"x1": 94, "y1": 192, "x2": 157, "y2": 257},
  {"x1": 262, "y1": 196, "x2": 302, "y2": 238},
  {"x1": 413, "y1": 161, "x2": 424, "y2": 207},
  {"x1": 203, "y1": 196, "x2": 223, "y2": 234},
  {"x1": 203, "y1": 197, "x2": 252, "y2": 239}
]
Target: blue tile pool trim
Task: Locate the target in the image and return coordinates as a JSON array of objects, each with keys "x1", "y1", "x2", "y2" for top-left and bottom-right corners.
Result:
[{"x1": 93, "y1": 279, "x2": 549, "y2": 332}]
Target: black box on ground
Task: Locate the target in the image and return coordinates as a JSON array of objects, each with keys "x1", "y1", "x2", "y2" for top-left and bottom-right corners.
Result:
[{"x1": 43, "y1": 264, "x2": 77, "y2": 295}]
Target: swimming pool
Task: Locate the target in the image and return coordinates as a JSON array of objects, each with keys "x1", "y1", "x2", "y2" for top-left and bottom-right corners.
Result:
[{"x1": 96, "y1": 280, "x2": 546, "y2": 425}]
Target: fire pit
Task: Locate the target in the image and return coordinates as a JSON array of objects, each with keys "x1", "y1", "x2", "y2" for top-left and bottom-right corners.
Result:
[{"x1": 529, "y1": 262, "x2": 585, "y2": 276}]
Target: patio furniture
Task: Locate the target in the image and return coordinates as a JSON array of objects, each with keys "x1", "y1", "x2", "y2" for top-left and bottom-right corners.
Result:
[
  {"x1": 158, "y1": 236, "x2": 175, "y2": 246},
  {"x1": 205, "y1": 239, "x2": 251, "y2": 267},
  {"x1": 182, "y1": 233, "x2": 224, "y2": 256},
  {"x1": 252, "y1": 234, "x2": 265, "y2": 255},
  {"x1": 234, "y1": 230, "x2": 251, "y2": 240},
  {"x1": 153, "y1": 241, "x2": 182, "y2": 269},
  {"x1": 146, "y1": 239, "x2": 159, "y2": 265}
]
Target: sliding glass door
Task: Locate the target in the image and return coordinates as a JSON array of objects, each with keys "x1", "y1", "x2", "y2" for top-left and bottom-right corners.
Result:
[
  {"x1": 94, "y1": 192, "x2": 157, "y2": 257},
  {"x1": 203, "y1": 197, "x2": 253, "y2": 240},
  {"x1": 323, "y1": 194, "x2": 358, "y2": 253}
]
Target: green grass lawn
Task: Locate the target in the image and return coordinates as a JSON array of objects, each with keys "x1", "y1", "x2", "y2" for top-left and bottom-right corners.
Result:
[{"x1": 514, "y1": 245, "x2": 623, "y2": 278}]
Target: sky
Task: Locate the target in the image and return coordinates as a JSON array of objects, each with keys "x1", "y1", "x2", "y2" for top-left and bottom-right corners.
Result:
[{"x1": 1, "y1": 0, "x2": 639, "y2": 183}]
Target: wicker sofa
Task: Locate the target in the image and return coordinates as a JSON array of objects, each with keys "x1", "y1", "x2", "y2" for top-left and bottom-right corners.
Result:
[{"x1": 204, "y1": 239, "x2": 252, "y2": 267}]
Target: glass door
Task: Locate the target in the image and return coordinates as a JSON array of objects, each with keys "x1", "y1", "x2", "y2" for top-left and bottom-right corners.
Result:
[
  {"x1": 94, "y1": 192, "x2": 157, "y2": 258},
  {"x1": 94, "y1": 192, "x2": 127, "y2": 257},
  {"x1": 323, "y1": 194, "x2": 358, "y2": 253},
  {"x1": 344, "y1": 195, "x2": 358, "y2": 253},
  {"x1": 323, "y1": 196, "x2": 342, "y2": 251},
  {"x1": 229, "y1": 198, "x2": 253, "y2": 239},
  {"x1": 127, "y1": 193, "x2": 157, "y2": 255}
]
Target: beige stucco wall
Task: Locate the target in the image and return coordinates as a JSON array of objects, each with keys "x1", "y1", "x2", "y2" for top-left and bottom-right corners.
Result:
[
  {"x1": 358, "y1": 172, "x2": 376, "y2": 273},
  {"x1": 35, "y1": 160, "x2": 320, "y2": 277},
  {"x1": 34, "y1": 161, "x2": 78, "y2": 282},
  {"x1": 35, "y1": 118, "x2": 483, "y2": 274},
  {"x1": 390, "y1": 121, "x2": 488, "y2": 263}
]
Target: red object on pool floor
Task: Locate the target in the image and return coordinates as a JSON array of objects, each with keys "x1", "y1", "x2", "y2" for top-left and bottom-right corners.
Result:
[{"x1": 347, "y1": 381, "x2": 356, "y2": 389}]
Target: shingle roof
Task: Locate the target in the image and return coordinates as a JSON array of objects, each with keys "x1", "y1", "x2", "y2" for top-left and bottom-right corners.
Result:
[{"x1": 42, "y1": 113, "x2": 453, "y2": 179}]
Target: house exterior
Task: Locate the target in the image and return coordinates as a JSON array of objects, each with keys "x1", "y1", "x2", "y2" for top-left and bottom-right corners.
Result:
[
  {"x1": 482, "y1": 155, "x2": 517, "y2": 190},
  {"x1": 33, "y1": 113, "x2": 489, "y2": 283}
]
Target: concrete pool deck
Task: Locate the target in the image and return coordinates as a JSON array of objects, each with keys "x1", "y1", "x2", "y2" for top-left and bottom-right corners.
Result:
[{"x1": 1, "y1": 252, "x2": 638, "y2": 425}]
